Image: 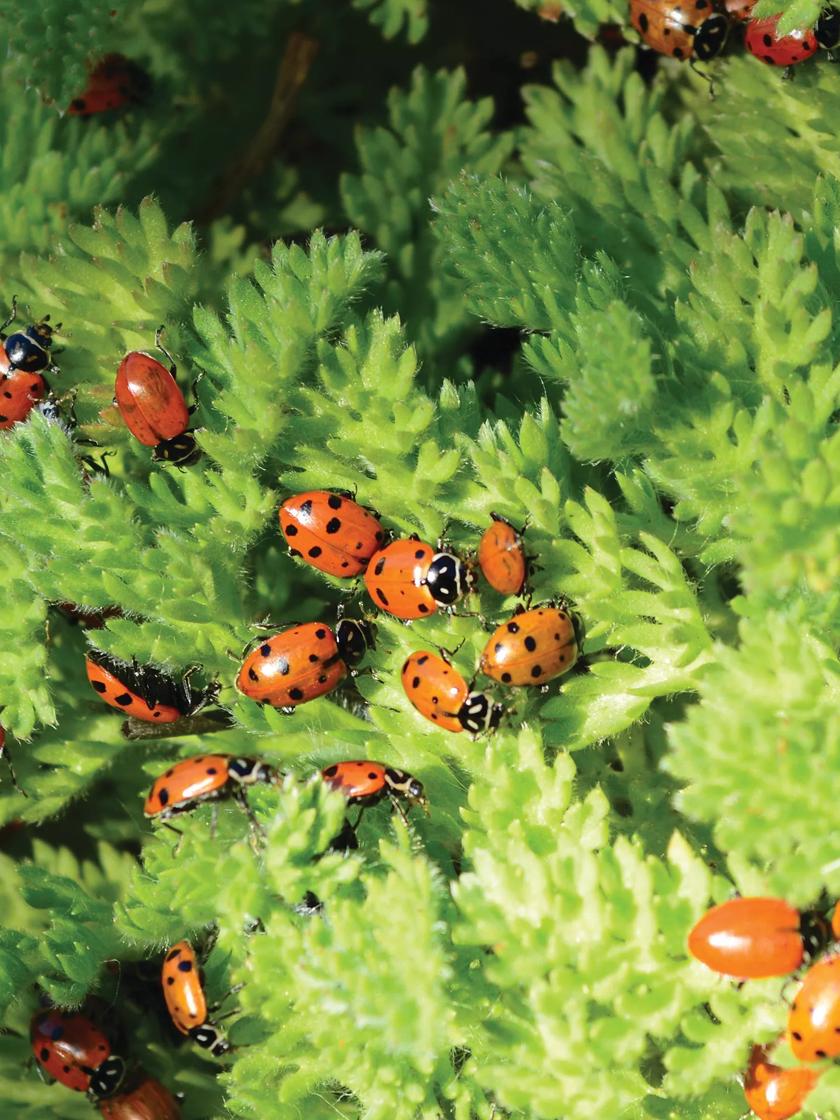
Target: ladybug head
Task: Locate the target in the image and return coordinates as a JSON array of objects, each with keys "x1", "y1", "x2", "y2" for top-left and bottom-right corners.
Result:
[
  {"x1": 426, "y1": 551, "x2": 474, "y2": 606},
  {"x1": 153, "y1": 432, "x2": 201, "y2": 467},
  {"x1": 336, "y1": 617, "x2": 375, "y2": 668},
  {"x1": 816, "y1": 6, "x2": 840, "y2": 48},
  {"x1": 384, "y1": 767, "x2": 428, "y2": 812},
  {"x1": 693, "y1": 11, "x2": 729, "y2": 60},
  {"x1": 88, "y1": 1055, "x2": 126, "y2": 1100},
  {"x1": 459, "y1": 691, "x2": 505, "y2": 735},
  {"x1": 26, "y1": 320, "x2": 54, "y2": 350}
]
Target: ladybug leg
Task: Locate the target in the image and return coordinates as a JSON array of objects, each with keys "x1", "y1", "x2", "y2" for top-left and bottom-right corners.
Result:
[
  {"x1": 153, "y1": 326, "x2": 178, "y2": 377},
  {"x1": 233, "y1": 787, "x2": 266, "y2": 846},
  {"x1": 1, "y1": 746, "x2": 27, "y2": 797},
  {"x1": 435, "y1": 640, "x2": 464, "y2": 662},
  {"x1": 207, "y1": 983, "x2": 245, "y2": 1015},
  {"x1": 0, "y1": 295, "x2": 17, "y2": 340},
  {"x1": 388, "y1": 793, "x2": 411, "y2": 828}
]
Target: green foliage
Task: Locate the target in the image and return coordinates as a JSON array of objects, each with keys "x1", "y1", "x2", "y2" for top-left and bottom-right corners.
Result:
[{"x1": 2, "y1": 4, "x2": 840, "y2": 1119}]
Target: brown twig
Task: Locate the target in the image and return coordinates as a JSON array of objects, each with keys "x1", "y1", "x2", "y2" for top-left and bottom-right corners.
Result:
[{"x1": 196, "y1": 31, "x2": 319, "y2": 225}]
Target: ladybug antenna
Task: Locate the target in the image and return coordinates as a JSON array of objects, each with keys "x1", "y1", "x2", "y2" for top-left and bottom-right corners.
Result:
[
  {"x1": 689, "y1": 59, "x2": 716, "y2": 98},
  {"x1": 2, "y1": 747, "x2": 27, "y2": 798},
  {"x1": 0, "y1": 295, "x2": 18, "y2": 337},
  {"x1": 154, "y1": 325, "x2": 177, "y2": 373}
]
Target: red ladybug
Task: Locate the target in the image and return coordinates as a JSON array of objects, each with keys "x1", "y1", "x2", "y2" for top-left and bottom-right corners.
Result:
[
  {"x1": 0, "y1": 369, "x2": 48, "y2": 429},
  {"x1": 788, "y1": 953, "x2": 840, "y2": 1060},
  {"x1": 321, "y1": 761, "x2": 428, "y2": 815},
  {"x1": 161, "y1": 940, "x2": 230, "y2": 1056},
  {"x1": 479, "y1": 604, "x2": 580, "y2": 687},
  {"x1": 477, "y1": 513, "x2": 528, "y2": 596},
  {"x1": 743, "y1": 1044, "x2": 819, "y2": 1120},
  {"x1": 114, "y1": 332, "x2": 199, "y2": 466},
  {"x1": 97, "y1": 1075, "x2": 181, "y2": 1120},
  {"x1": 688, "y1": 897, "x2": 833, "y2": 980},
  {"x1": 629, "y1": 0, "x2": 729, "y2": 61},
  {"x1": 235, "y1": 618, "x2": 372, "y2": 712},
  {"x1": 85, "y1": 651, "x2": 218, "y2": 724},
  {"x1": 68, "y1": 54, "x2": 152, "y2": 117},
  {"x1": 401, "y1": 650, "x2": 503, "y2": 734},
  {"x1": 143, "y1": 754, "x2": 276, "y2": 822},
  {"x1": 279, "y1": 490, "x2": 385, "y2": 578},
  {"x1": 745, "y1": 15, "x2": 818, "y2": 66},
  {"x1": 30, "y1": 1009, "x2": 126, "y2": 1099},
  {"x1": 364, "y1": 538, "x2": 473, "y2": 620}
]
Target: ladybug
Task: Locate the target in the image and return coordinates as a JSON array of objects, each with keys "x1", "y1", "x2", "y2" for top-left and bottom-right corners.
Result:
[
  {"x1": 479, "y1": 604, "x2": 581, "y2": 687},
  {"x1": 235, "y1": 618, "x2": 372, "y2": 712},
  {"x1": 0, "y1": 369, "x2": 48, "y2": 429},
  {"x1": 321, "y1": 761, "x2": 428, "y2": 815},
  {"x1": 55, "y1": 602, "x2": 123, "y2": 629},
  {"x1": 85, "y1": 651, "x2": 218, "y2": 724},
  {"x1": 364, "y1": 538, "x2": 473, "y2": 620},
  {"x1": 68, "y1": 54, "x2": 152, "y2": 117},
  {"x1": 161, "y1": 940, "x2": 231, "y2": 1057},
  {"x1": 30, "y1": 1009, "x2": 126, "y2": 1099},
  {"x1": 688, "y1": 896, "x2": 833, "y2": 980},
  {"x1": 743, "y1": 1044, "x2": 819, "y2": 1120},
  {"x1": 745, "y1": 15, "x2": 818, "y2": 66},
  {"x1": 629, "y1": 0, "x2": 729, "y2": 60},
  {"x1": 144, "y1": 754, "x2": 276, "y2": 822},
  {"x1": 97, "y1": 1075, "x2": 181, "y2": 1120},
  {"x1": 477, "y1": 513, "x2": 528, "y2": 596},
  {"x1": 279, "y1": 490, "x2": 386, "y2": 578},
  {"x1": 788, "y1": 953, "x2": 840, "y2": 1061},
  {"x1": 401, "y1": 650, "x2": 503, "y2": 734},
  {"x1": 114, "y1": 331, "x2": 199, "y2": 466},
  {"x1": 0, "y1": 297, "x2": 57, "y2": 375}
]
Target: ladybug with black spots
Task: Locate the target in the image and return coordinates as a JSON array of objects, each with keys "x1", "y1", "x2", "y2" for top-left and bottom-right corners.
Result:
[
  {"x1": 477, "y1": 513, "x2": 529, "y2": 597},
  {"x1": 629, "y1": 0, "x2": 729, "y2": 61},
  {"x1": 97, "y1": 1074, "x2": 181, "y2": 1120},
  {"x1": 144, "y1": 754, "x2": 277, "y2": 824},
  {"x1": 30, "y1": 1008, "x2": 127, "y2": 1100},
  {"x1": 321, "y1": 761, "x2": 428, "y2": 823},
  {"x1": 114, "y1": 330, "x2": 200, "y2": 466},
  {"x1": 67, "y1": 53, "x2": 152, "y2": 117},
  {"x1": 161, "y1": 939, "x2": 232, "y2": 1057},
  {"x1": 364, "y1": 537, "x2": 473, "y2": 620},
  {"x1": 787, "y1": 953, "x2": 840, "y2": 1061},
  {"x1": 235, "y1": 617, "x2": 372, "y2": 712},
  {"x1": 743, "y1": 1044, "x2": 819, "y2": 1120},
  {"x1": 0, "y1": 369, "x2": 49, "y2": 430},
  {"x1": 744, "y1": 14, "x2": 817, "y2": 67},
  {"x1": 279, "y1": 490, "x2": 386, "y2": 578},
  {"x1": 401, "y1": 650, "x2": 503, "y2": 735},
  {"x1": 479, "y1": 603, "x2": 581, "y2": 687},
  {"x1": 85, "y1": 650, "x2": 219, "y2": 724}
]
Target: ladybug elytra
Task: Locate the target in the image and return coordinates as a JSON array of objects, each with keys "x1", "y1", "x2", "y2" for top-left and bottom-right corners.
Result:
[
  {"x1": 787, "y1": 953, "x2": 840, "y2": 1061},
  {"x1": 477, "y1": 513, "x2": 528, "y2": 597},
  {"x1": 114, "y1": 332, "x2": 199, "y2": 466},
  {"x1": 161, "y1": 939, "x2": 231, "y2": 1056},
  {"x1": 68, "y1": 53, "x2": 151, "y2": 117},
  {"x1": 688, "y1": 896, "x2": 833, "y2": 980},
  {"x1": 96, "y1": 1074, "x2": 181, "y2": 1120},
  {"x1": 401, "y1": 650, "x2": 503, "y2": 735},
  {"x1": 744, "y1": 15, "x2": 818, "y2": 66},
  {"x1": 30, "y1": 1009, "x2": 126, "y2": 1100},
  {"x1": 144, "y1": 754, "x2": 277, "y2": 822},
  {"x1": 279, "y1": 490, "x2": 386, "y2": 578},
  {"x1": 743, "y1": 1044, "x2": 819, "y2": 1120},
  {"x1": 479, "y1": 604, "x2": 580, "y2": 687},
  {"x1": 629, "y1": 0, "x2": 729, "y2": 61},
  {"x1": 364, "y1": 538, "x2": 473, "y2": 620},
  {"x1": 85, "y1": 651, "x2": 218, "y2": 724}
]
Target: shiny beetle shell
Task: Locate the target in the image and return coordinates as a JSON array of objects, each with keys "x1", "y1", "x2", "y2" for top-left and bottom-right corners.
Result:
[
  {"x1": 479, "y1": 605, "x2": 579, "y2": 686},
  {"x1": 477, "y1": 514, "x2": 527, "y2": 595},
  {"x1": 279, "y1": 490, "x2": 385, "y2": 578},
  {"x1": 630, "y1": 0, "x2": 729, "y2": 60},
  {"x1": 236, "y1": 622, "x2": 347, "y2": 709}
]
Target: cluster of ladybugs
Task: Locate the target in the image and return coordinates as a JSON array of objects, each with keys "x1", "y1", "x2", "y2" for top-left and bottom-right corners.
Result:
[
  {"x1": 29, "y1": 932, "x2": 236, "y2": 1117},
  {"x1": 689, "y1": 895, "x2": 840, "y2": 1119},
  {"x1": 630, "y1": 0, "x2": 840, "y2": 71}
]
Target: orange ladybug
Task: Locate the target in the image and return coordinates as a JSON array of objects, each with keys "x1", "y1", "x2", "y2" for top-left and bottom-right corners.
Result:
[
  {"x1": 743, "y1": 1044, "x2": 819, "y2": 1120},
  {"x1": 143, "y1": 754, "x2": 276, "y2": 822},
  {"x1": 97, "y1": 1075, "x2": 181, "y2": 1120},
  {"x1": 114, "y1": 334, "x2": 199, "y2": 466},
  {"x1": 363, "y1": 538, "x2": 473, "y2": 620},
  {"x1": 235, "y1": 618, "x2": 371, "y2": 711},
  {"x1": 321, "y1": 760, "x2": 428, "y2": 815},
  {"x1": 279, "y1": 490, "x2": 386, "y2": 578},
  {"x1": 401, "y1": 650, "x2": 503, "y2": 734},
  {"x1": 788, "y1": 953, "x2": 840, "y2": 1061},
  {"x1": 85, "y1": 651, "x2": 217, "y2": 724},
  {"x1": 479, "y1": 604, "x2": 580, "y2": 687},
  {"x1": 161, "y1": 940, "x2": 231, "y2": 1056},
  {"x1": 629, "y1": 0, "x2": 729, "y2": 61},
  {"x1": 688, "y1": 897, "x2": 833, "y2": 980},
  {"x1": 477, "y1": 514, "x2": 528, "y2": 596}
]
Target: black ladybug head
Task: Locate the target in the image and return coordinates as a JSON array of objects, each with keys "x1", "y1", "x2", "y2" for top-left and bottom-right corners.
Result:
[
  {"x1": 336, "y1": 617, "x2": 375, "y2": 667},
  {"x1": 816, "y1": 6, "x2": 840, "y2": 48},
  {"x1": 229, "y1": 756, "x2": 276, "y2": 786},
  {"x1": 88, "y1": 1055, "x2": 126, "y2": 1100},
  {"x1": 191, "y1": 1024, "x2": 230, "y2": 1055},
  {"x1": 153, "y1": 432, "x2": 201, "y2": 467},
  {"x1": 425, "y1": 552, "x2": 473, "y2": 606},
  {"x1": 458, "y1": 692, "x2": 504, "y2": 735},
  {"x1": 693, "y1": 12, "x2": 729, "y2": 60},
  {"x1": 4, "y1": 330, "x2": 50, "y2": 372}
]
